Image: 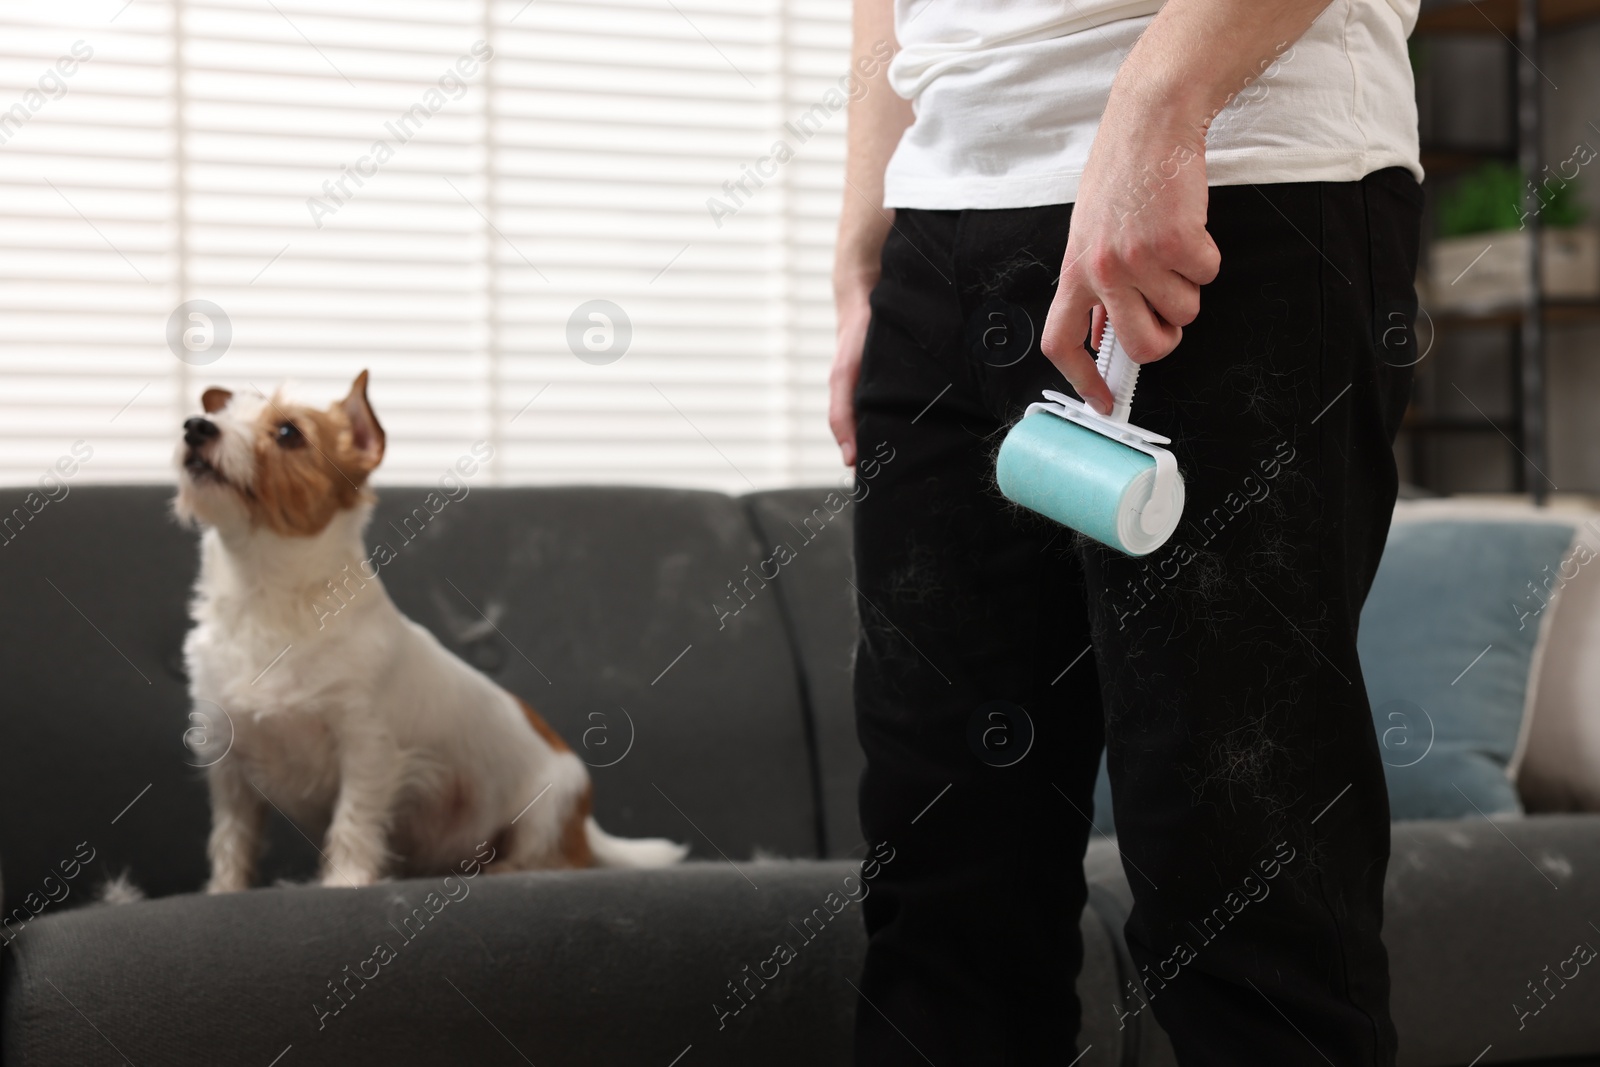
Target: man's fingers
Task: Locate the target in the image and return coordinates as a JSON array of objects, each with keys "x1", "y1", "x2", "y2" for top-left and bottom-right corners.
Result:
[
  {"x1": 1141, "y1": 272, "x2": 1203, "y2": 329},
  {"x1": 1042, "y1": 272, "x2": 1112, "y2": 414},
  {"x1": 825, "y1": 347, "x2": 864, "y2": 467},
  {"x1": 1055, "y1": 341, "x2": 1113, "y2": 416},
  {"x1": 1041, "y1": 272, "x2": 1095, "y2": 364},
  {"x1": 1174, "y1": 229, "x2": 1222, "y2": 287},
  {"x1": 1090, "y1": 304, "x2": 1107, "y2": 351},
  {"x1": 827, "y1": 352, "x2": 860, "y2": 468},
  {"x1": 1101, "y1": 289, "x2": 1182, "y2": 364}
]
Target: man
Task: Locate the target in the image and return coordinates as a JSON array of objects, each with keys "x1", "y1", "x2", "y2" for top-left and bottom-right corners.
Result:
[{"x1": 830, "y1": 0, "x2": 1423, "y2": 1063}]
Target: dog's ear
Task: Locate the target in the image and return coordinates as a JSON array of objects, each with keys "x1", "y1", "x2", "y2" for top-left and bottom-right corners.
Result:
[
  {"x1": 201, "y1": 388, "x2": 232, "y2": 414},
  {"x1": 339, "y1": 370, "x2": 386, "y2": 473}
]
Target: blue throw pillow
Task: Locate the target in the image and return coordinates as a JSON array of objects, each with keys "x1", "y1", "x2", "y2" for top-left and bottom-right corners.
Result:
[
  {"x1": 1358, "y1": 518, "x2": 1575, "y2": 819},
  {"x1": 1090, "y1": 749, "x2": 1115, "y2": 839},
  {"x1": 1086, "y1": 514, "x2": 1576, "y2": 831}
]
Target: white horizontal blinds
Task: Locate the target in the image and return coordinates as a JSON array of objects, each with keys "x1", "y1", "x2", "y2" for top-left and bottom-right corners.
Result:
[
  {"x1": 0, "y1": 1, "x2": 178, "y2": 483},
  {"x1": 180, "y1": 0, "x2": 490, "y2": 483},
  {"x1": 0, "y1": 0, "x2": 853, "y2": 490},
  {"x1": 491, "y1": 0, "x2": 792, "y2": 490}
]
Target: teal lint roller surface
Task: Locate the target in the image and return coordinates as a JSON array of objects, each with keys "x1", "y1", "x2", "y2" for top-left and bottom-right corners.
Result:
[{"x1": 995, "y1": 322, "x2": 1185, "y2": 556}]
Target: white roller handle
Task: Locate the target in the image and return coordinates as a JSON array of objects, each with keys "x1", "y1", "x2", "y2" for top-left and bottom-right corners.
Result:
[
  {"x1": 1094, "y1": 321, "x2": 1139, "y2": 424},
  {"x1": 1094, "y1": 319, "x2": 1178, "y2": 538}
]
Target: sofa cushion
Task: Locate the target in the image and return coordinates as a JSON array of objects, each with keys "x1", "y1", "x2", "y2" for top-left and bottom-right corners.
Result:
[
  {"x1": 742, "y1": 488, "x2": 864, "y2": 859},
  {"x1": 0, "y1": 485, "x2": 821, "y2": 919}
]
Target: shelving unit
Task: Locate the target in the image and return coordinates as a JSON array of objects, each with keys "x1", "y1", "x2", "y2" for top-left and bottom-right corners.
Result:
[{"x1": 1406, "y1": 0, "x2": 1600, "y2": 500}]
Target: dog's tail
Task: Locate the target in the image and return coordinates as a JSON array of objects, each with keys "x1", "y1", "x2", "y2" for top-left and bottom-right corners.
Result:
[{"x1": 584, "y1": 817, "x2": 688, "y2": 868}]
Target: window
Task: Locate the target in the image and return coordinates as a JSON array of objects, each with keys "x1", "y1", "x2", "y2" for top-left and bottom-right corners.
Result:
[{"x1": 0, "y1": 0, "x2": 852, "y2": 490}]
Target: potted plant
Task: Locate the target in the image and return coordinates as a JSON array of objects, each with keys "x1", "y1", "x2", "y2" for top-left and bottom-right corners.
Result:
[{"x1": 1426, "y1": 159, "x2": 1598, "y2": 312}]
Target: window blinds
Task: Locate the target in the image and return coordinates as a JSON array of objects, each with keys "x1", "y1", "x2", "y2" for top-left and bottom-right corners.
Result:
[{"x1": 0, "y1": 0, "x2": 851, "y2": 490}]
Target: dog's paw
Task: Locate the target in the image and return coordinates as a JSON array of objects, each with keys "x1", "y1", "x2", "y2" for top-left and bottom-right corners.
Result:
[
  {"x1": 319, "y1": 867, "x2": 378, "y2": 889},
  {"x1": 204, "y1": 876, "x2": 248, "y2": 895}
]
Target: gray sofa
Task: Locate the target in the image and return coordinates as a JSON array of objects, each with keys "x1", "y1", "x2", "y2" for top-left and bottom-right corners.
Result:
[{"x1": 1, "y1": 485, "x2": 1596, "y2": 1066}]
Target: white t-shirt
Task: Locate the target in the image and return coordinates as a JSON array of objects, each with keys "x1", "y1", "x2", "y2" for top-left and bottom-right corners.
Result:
[{"x1": 882, "y1": 0, "x2": 1423, "y2": 209}]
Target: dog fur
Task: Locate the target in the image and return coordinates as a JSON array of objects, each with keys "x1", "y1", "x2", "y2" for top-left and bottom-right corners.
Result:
[{"x1": 175, "y1": 372, "x2": 686, "y2": 891}]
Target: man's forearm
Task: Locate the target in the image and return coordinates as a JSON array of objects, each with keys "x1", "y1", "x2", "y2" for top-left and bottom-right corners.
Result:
[
  {"x1": 835, "y1": 0, "x2": 913, "y2": 298},
  {"x1": 1044, "y1": 0, "x2": 1330, "y2": 386},
  {"x1": 1106, "y1": 0, "x2": 1334, "y2": 154}
]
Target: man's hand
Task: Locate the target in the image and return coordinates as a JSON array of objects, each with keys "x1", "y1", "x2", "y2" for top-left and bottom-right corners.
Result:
[
  {"x1": 1039, "y1": 0, "x2": 1333, "y2": 415},
  {"x1": 829, "y1": 274, "x2": 877, "y2": 468},
  {"x1": 1042, "y1": 105, "x2": 1220, "y2": 415}
]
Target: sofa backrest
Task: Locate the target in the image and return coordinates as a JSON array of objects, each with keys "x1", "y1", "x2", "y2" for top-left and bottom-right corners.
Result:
[
  {"x1": 0, "y1": 484, "x2": 853, "y2": 909},
  {"x1": 743, "y1": 488, "x2": 865, "y2": 859}
]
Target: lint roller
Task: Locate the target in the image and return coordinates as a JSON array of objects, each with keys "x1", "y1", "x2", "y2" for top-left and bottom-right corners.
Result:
[{"x1": 996, "y1": 321, "x2": 1185, "y2": 556}]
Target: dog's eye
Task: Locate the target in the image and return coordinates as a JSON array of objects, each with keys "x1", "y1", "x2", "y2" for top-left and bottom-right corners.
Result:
[{"x1": 275, "y1": 422, "x2": 305, "y2": 448}]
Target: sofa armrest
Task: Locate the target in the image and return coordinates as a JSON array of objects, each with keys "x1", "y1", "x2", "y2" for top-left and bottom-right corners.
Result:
[
  {"x1": 1385, "y1": 815, "x2": 1600, "y2": 1066},
  {"x1": 14, "y1": 818, "x2": 1593, "y2": 1067},
  {"x1": 1086, "y1": 816, "x2": 1600, "y2": 1066},
  {"x1": 2, "y1": 862, "x2": 853, "y2": 1066},
  {"x1": 3, "y1": 860, "x2": 1133, "y2": 1067}
]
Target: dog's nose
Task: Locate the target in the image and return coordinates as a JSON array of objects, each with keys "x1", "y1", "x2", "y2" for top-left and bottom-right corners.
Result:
[{"x1": 184, "y1": 417, "x2": 219, "y2": 447}]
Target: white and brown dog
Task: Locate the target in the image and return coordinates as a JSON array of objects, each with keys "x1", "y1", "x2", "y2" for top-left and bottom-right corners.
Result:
[{"x1": 175, "y1": 371, "x2": 686, "y2": 891}]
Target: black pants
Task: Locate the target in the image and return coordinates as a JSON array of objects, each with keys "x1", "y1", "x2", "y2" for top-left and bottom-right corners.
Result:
[{"x1": 851, "y1": 169, "x2": 1423, "y2": 1066}]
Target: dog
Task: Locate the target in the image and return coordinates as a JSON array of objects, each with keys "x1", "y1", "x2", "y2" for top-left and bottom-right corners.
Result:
[{"x1": 175, "y1": 371, "x2": 686, "y2": 891}]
